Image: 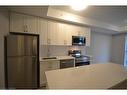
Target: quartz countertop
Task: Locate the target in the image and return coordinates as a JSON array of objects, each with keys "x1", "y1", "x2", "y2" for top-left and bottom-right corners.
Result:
[
  {"x1": 40, "y1": 56, "x2": 75, "y2": 62},
  {"x1": 45, "y1": 63, "x2": 127, "y2": 89}
]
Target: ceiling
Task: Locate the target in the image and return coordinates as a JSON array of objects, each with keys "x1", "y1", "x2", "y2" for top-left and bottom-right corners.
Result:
[{"x1": 52, "y1": 6, "x2": 127, "y2": 27}]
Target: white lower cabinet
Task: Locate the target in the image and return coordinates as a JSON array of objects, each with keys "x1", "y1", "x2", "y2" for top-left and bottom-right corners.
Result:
[{"x1": 40, "y1": 60, "x2": 60, "y2": 86}]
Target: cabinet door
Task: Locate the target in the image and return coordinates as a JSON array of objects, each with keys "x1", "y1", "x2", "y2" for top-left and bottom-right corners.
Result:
[
  {"x1": 24, "y1": 15, "x2": 38, "y2": 33},
  {"x1": 57, "y1": 23, "x2": 66, "y2": 45},
  {"x1": 38, "y1": 18, "x2": 48, "y2": 45},
  {"x1": 78, "y1": 27, "x2": 86, "y2": 36},
  {"x1": 66, "y1": 24, "x2": 79, "y2": 45},
  {"x1": 74, "y1": 26, "x2": 91, "y2": 46},
  {"x1": 40, "y1": 60, "x2": 60, "y2": 86},
  {"x1": 10, "y1": 13, "x2": 25, "y2": 32},
  {"x1": 47, "y1": 21, "x2": 58, "y2": 45},
  {"x1": 63, "y1": 24, "x2": 72, "y2": 45},
  {"x1": 49, "y1": 60, "x2": 60, "y2": 70},
  {"x1": 70, "y1": 25, "x2": 79, "y2": 36},
  {"x1": 40, "y1": 61, "x2": 50, "y2": 86}
]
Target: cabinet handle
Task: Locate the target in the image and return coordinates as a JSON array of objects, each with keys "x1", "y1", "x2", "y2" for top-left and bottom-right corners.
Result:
[
  {"x1": 24, "y1": 25, "x2": 28, "y2": 32},
  {"x1": 23, "y1": 25, "x2": 26, "y2": 32},
  {"x1": 26, "y1": 25, "x2": 28, "y2": 32}
]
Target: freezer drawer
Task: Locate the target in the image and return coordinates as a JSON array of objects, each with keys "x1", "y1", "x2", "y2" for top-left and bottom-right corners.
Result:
[{"x1": 7, "y1": 56, "x2": 38, "y2": 89}]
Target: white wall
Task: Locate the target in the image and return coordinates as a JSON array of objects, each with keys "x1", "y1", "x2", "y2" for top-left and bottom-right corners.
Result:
[
  {"x1": 0, "y1": 9, "x2": 9, "y2": 89},
  {"x1": 86, "y1": 31, "x2": 112, "y2": 64}
]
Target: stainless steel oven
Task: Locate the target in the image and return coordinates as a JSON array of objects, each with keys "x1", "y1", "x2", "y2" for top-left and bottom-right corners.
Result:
[
  {"x1": 68, "y1": 50, "x2": 90, "y2": 67},
  {"x1": 75, "y1": 56, "x2": 90, "y2": 66},
  {"x1": 60, "y1": 59, "x2": 74, "y2": 69}
]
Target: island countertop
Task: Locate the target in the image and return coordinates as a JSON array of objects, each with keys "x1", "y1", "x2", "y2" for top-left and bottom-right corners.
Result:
[{"x1": 45, "y1": 63, "x2": 127, "y2": 89}]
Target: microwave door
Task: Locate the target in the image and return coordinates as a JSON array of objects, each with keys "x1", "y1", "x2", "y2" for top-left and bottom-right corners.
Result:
[{"x1": 72, "y1": 36, "x2": 86, "y2": 46}]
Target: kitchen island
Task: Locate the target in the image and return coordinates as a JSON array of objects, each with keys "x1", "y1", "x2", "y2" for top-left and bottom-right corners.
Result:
[{"x1": 45, "y1": 63, "x2": 127, "y2": 89}]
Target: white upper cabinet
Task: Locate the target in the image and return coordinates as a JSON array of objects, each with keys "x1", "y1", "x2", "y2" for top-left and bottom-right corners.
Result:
[
  {"x1": 10, "y1": 13, "x2": 91, "y2": 46},
  {"x1": 77, "y1": 26, "x2": 91, "y2": 46},
  {"x1": 10, "y1": 13, "x2": 25, "y2": 32},
  {"x1": 10, "y1": 13, "x2": 38, "y2": 34},
  {"x1": 57, "y1": 23, "x2": 66, "y2": 45},
  {"x1": 77, "y1": 26, "x2": 86, "y2": 36},
  {"x1": 24, "y1": 15, "x2": 38, "y2": 33},
  {"x1": 38, "y1": 18, "x2": 48, "y2": 45},
  {"x1": 71, "y1": 25, "x2": 91, "y2": 46},
  {"x1": 47, "y1": 20, "x2": 59, "y2": 45},
  {"x1": 62, "y1": 24, "x2": 72, "y2": 45},
  {"x1": 70, "y1": 25, "x2": 79, "y2": 36}
]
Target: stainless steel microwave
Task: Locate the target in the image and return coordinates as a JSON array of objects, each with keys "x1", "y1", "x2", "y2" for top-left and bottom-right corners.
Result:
[{"x1": 72, "y1": 36, "x2": 86, "y2": 46}]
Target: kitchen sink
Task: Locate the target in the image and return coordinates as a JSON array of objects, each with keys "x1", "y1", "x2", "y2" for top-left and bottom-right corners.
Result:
[{"x1": 42, "y1": 57, "x2": 57, "y2": 60}]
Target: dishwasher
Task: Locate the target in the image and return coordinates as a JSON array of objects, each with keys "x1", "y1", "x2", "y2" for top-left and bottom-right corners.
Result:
[{"x1": 60, "y1": 59, "x2": 75, "y2": 69}]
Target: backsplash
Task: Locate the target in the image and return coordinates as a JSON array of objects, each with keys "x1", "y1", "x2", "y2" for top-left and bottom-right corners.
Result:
[{"x1": 40, "y1": 45, "x2": 87, "y2": 57}]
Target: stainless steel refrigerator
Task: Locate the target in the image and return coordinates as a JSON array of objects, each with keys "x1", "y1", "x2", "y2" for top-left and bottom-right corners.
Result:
[{"x1": 5, "y1": 33, "x2": 39, "y2": 89}]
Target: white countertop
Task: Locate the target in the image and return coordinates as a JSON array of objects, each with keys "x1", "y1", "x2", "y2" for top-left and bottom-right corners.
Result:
[
  {"x1": 40, "y1": 56, "x2": 75, "y2": 62},
  {"x1": 45, "y1": 63, "x2": 127, "y2": 89}
]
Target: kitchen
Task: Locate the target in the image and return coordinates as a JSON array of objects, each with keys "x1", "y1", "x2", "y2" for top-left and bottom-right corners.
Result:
[{"x1": 0, "y1": 6, "x2": 127, "y2": 89}]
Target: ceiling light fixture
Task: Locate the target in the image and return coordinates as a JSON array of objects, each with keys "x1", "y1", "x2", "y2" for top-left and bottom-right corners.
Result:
[{"x1": 71, "y1": 4, "x2": 88, "y2": 11}]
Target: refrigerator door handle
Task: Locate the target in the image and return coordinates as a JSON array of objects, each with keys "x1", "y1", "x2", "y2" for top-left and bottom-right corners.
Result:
[{"x1": 32, "y1": 37, "x2": 37, "y2": 56}]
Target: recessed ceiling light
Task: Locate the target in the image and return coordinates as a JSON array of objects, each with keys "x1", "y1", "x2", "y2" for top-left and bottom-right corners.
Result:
[{"x1": 71, "y1": 4, "x2": 88, "y2": 11}]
